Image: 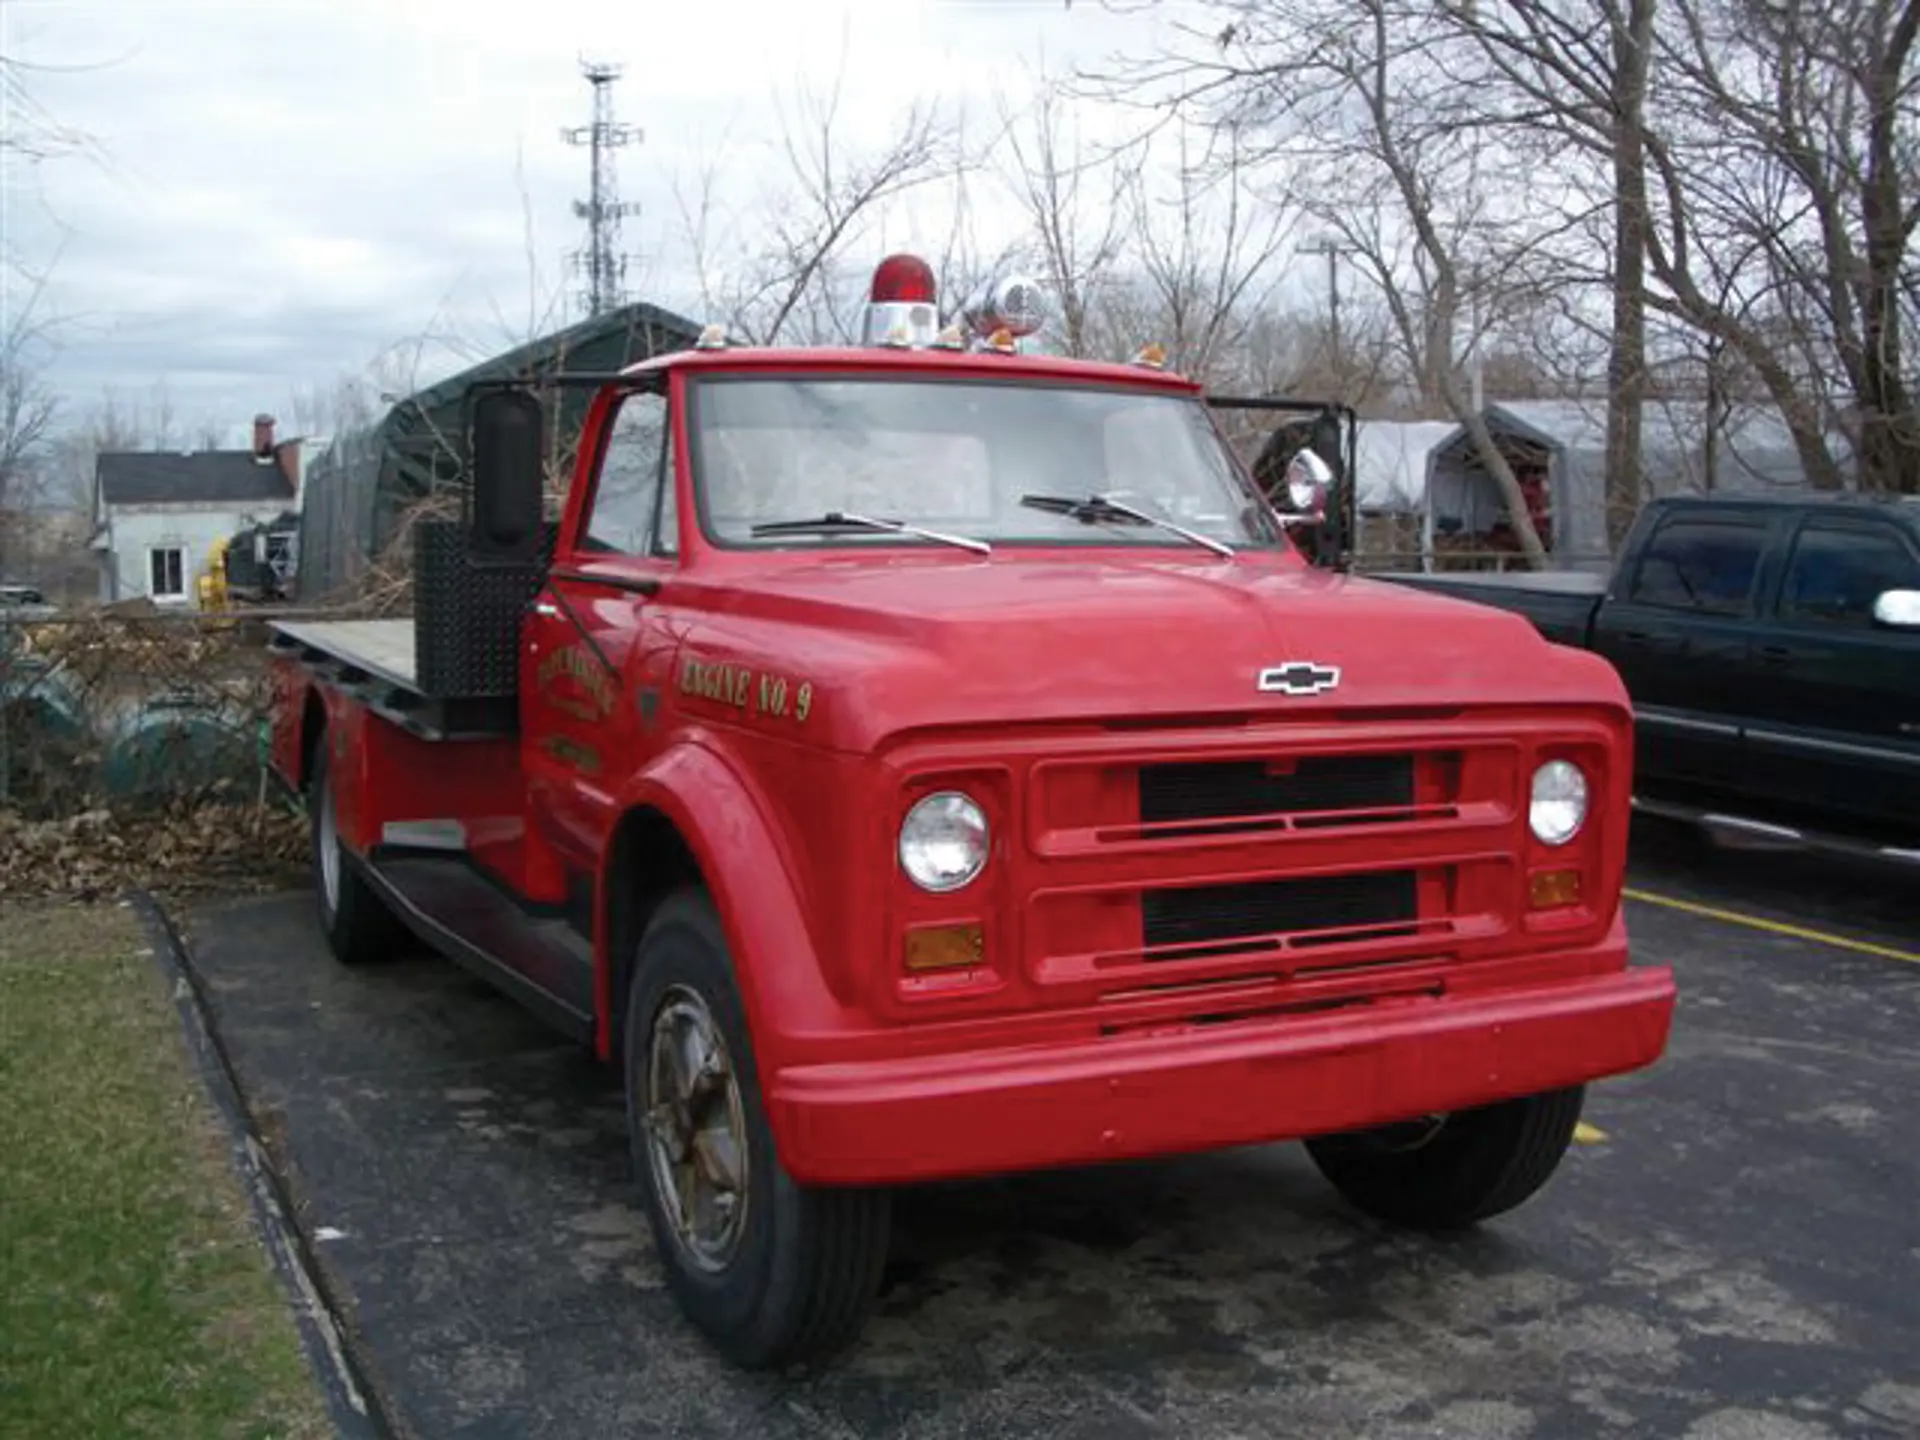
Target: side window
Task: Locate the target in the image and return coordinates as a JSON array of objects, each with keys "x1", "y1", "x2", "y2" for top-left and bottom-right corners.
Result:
[
  {"x1": 1627, "y1": 516, "x2": 1767, "y2": 616},
  {"x1": 1779, "y1": 520, "x2": 1920, "y2": 627},
  {"x1": 584, "y1": 392, "x2": 666, "y2": 554},
  {"x1": 654, "y1": 420, "x2": 679, "y2": 557}
]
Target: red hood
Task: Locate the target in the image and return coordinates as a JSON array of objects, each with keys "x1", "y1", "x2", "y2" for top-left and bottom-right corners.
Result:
[{"x1": 667, "y1": 551, "x2": 1625, "y2": 751}]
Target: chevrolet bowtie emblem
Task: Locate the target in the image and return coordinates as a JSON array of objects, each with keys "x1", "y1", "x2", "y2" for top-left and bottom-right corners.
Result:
[{"x1": 1257, "y1": 662, "x2": 1341, "y2": 696}]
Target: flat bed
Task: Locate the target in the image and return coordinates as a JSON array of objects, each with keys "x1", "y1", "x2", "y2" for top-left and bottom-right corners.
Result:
[
  {"x1": 269, "y1": 618, "x2": 515, "y2": 740},
  {"x1": 272, "y1": 619, "x2": 418, "y2": 690}
]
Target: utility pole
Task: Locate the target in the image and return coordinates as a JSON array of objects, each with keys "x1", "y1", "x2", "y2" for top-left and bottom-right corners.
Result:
[
  {"x1": 561, "y1": 60, "x2": 641, "y2": 319},
  {"x1": 1297, "y1": 236, "x2": 1344, "y2": 380}
]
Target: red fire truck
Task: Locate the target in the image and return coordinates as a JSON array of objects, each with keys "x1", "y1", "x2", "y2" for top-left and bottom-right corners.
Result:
[{"x1": 266, "y1": 255, "x2": 1675, "y2": 1368}]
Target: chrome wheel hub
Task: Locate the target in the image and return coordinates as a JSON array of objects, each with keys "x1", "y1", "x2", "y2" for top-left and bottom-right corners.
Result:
[{"x1": 643, "y1": 985, "x2": 749, "y2": 1271}]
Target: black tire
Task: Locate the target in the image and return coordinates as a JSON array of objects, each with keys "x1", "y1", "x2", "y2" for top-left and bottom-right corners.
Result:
[
  {"x1": 1304, "y1": 1085, "x2": 1586, "y2": 1231},
  {"x1": 307, "y1": 738, "x2": 403, "y2": 966},
  {"x1": 622, "y1": 887, "x2": 891, "y2": 1369}
]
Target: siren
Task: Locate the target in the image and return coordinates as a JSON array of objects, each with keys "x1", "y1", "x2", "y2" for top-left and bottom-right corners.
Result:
[{"x1": 860, "y1": 253, "x2": 942, "y2": 348}]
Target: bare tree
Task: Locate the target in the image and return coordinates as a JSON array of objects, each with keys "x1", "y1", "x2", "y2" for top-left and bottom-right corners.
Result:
[
  {"x1": 926, "y1": 127, "x2": 1027, "y2": 326},
  {"x1": 669, "y1": 57, "x2": 963, "y2": 346},
  {"x1": 0, "y1": 270, "x2": 61, "y2": 522},
  {"x1": 1435, "y1": 0, "x2": 1659, "y2": 545},
  {"x1": 1096, "y1": 0, "x2": 1556, "y2": 562},
  {"x1": 993, "y1": 72, "x2": 1130, "y2": 357},
  {"x1": 0, "y1": 52, "x2": 95, "y2": 165},
  {"x1": 1119, "y1": 116, "x2": 1299, "y2": 385},
  {"x1": 1642, "y1": 0, "x2": 1919, "y2": 494}
]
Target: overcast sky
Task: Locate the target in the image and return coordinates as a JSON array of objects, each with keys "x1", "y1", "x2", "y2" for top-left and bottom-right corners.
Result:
[{"x1": 5, "y1": 0, "x2": 1203, "y2": 447}]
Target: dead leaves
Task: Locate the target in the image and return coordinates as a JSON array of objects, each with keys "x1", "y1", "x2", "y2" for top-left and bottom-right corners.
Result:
[{"x1": 0, "y1": 801, "x2": 309, "y2": 904}]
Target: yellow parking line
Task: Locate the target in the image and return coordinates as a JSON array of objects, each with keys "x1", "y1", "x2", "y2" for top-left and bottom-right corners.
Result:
[{"x1": 1624, "y1": 888, "x2": 1920, "y2": 966}]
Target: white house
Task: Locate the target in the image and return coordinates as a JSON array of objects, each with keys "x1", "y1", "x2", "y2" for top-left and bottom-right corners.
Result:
[{"x1": 91, "y1": 414, "x2": 308, "y2": 608}]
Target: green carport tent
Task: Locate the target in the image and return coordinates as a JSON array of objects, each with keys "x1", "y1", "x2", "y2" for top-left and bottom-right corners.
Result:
[{"x1": 296, "y1": 301, "x2": 701, "y2": 603}]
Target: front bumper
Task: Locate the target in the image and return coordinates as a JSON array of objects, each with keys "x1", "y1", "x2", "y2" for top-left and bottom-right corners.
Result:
[{"x1": 767, "y1": 965, "x2": 1676, "y2": 1185}]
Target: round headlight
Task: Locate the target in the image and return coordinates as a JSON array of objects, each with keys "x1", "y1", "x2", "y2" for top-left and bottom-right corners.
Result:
[
  {"x1": 1529, "y1": 760, "x2": 1589, "y2": 846},
  {"x1": 899, "y1": 792, "x2": 989, "y2": 892}
]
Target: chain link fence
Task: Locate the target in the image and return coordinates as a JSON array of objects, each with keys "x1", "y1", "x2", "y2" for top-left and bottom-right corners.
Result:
[{"x1": 0, "y1": 606, "x2": 327, "y2": 900}]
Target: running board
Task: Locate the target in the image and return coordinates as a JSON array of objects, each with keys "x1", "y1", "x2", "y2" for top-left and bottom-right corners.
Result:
[
  {"x1": 355, "y1": 852, "x2": 595, "y2": 1043},
  {"x1": 1632, "y1": 795, "x2": 1920, "y2": 869}
]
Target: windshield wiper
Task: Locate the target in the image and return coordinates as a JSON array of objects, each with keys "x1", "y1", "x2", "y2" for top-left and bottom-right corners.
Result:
[
  {"x1": 1019, "y1": 492, "x2": 1235, "y2": 558},
  {"x1": 748, "y1": 510, "x2": 992, "y2": 555}
]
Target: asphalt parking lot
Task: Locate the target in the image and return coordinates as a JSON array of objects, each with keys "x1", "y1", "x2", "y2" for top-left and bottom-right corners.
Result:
[{"x1": 174, "y1": 819, "x2": 1920, "y2": 1440}]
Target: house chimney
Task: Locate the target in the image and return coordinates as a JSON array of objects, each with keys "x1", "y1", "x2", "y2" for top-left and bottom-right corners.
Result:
[{"x1": 253, "y1": 413, "x2": 276, "y2": 460}]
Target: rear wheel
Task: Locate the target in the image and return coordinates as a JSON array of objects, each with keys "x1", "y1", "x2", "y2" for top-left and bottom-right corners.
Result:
[
  {"x1": 307, "y1": 739, "x2": 403, "y2": 966},
  {"x1": 1304, "y1": 1086, "x2": 1586, "y2": 1230},
  {"x1": 623, "y1": 887, "x2": 891, "y2": 1369}
]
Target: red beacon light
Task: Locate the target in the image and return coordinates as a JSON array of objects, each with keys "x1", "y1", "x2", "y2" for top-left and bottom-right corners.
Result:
[
  {"x1": 860, "y1": 253, "x2": 941, "y2": 348},
  {"x1": 869, "y1": 253, "x2": 937, "y2": 304}
]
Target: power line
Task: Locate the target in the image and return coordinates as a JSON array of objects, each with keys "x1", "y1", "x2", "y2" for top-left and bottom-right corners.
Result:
[{"x1": 560, "y1": 59, "x2": 641, "y2": 318}]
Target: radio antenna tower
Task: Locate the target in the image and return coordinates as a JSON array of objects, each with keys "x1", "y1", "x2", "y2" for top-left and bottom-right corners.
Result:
[{"x1": 561, "y1": 59, "x2": 641, "y2": 318}]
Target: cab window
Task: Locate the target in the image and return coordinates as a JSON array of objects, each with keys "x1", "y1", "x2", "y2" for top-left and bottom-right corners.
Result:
[
  {"x1": 1778, "y1": 519, "x2": 1919, "y2": 627},
  {"x1": 583, "y1": 391, "x2": 676, "y2": 557},
  {"x1": 1626, "y1": 515, "x2": 1768, "y2": 616}
]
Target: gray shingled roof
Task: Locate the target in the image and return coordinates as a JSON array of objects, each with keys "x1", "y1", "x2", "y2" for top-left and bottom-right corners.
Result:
[{"x1": 97, "y1": 450, "x2": 297, "y2": 508}]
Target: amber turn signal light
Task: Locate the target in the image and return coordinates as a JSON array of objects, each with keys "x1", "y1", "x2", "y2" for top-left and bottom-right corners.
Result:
[
  {"x1": 904, "y1": 923, "x2": 985, "y2": 973},
  {"x1": 1529, "y1": 868, "x2": 1583, "y2": 909}
]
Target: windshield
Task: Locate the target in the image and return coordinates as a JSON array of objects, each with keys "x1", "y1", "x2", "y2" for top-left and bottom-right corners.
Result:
[{"x1": 689, "y1": 375, "x2": 1281, "y2": 550}]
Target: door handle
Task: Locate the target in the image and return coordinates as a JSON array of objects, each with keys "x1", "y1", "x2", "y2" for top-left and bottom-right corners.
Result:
[
  {"x1": 1616, "y1": 630, "x2": 1677, "y2": 651},
  {"x1": 1757, "y1": 644, "x2": 1793, "y2": 665}
]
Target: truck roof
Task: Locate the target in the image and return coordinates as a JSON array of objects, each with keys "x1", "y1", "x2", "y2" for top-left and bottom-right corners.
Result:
[
  {"x1": 1649, "y1": 490, "x2": 1918, "y2": 514},
  {"x1": 617, "y1": 342, "x2": 1209, "y2": 395}
]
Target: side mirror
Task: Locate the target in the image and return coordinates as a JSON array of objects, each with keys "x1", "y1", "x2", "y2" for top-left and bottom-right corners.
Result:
[
  {"x1": 1871, "y1": 589, "x2": 1920, "y2": 629},
  {"x1": 470, "y1": 389, "x2": 545, "y2": 560}
]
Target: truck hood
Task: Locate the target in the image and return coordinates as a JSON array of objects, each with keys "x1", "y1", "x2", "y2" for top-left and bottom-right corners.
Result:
[{"x1": 671, "y1": 553, "x2": 1622, "y2": 750}]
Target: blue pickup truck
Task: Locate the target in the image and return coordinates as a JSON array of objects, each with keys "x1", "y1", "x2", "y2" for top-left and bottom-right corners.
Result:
[{"x1": 1385, "y1": 494, "x2": 1920, "y2": 867}]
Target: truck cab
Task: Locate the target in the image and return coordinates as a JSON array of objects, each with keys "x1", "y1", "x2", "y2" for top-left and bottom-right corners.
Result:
[{"x1": 266, "y1": 254, "x2": 1675, "y2": 1368}]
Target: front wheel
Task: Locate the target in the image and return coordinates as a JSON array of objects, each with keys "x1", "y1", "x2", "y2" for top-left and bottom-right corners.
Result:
[
  {"x1": 1304, "y1": 1086, "x2": 1586, "y2": 1231},
  {"x1": 623, "y1": 888, "x2": 891, "y2": 1369}
]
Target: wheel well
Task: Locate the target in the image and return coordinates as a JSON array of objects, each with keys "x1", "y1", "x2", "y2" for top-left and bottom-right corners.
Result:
[
  {"x1": 605, "y1": 805, "x2": 705, "y2": 1054},
  {"x1": 298, "y1": 690, "x2": 327, "y2": 792}
]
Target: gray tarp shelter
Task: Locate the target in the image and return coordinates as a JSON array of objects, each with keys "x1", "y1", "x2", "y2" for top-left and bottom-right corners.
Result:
[
  {"x1": 297, "y1": 301, "x2": 701, "y2": 602},
  {"x1": 1353, "y1": 419, "x2": 1455, "y2": 513},
  {"x1": 1419, "y1": 398, "x2": 1849, "y2": 571}
]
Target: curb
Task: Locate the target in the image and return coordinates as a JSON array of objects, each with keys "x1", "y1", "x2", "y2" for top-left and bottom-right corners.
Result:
[{"x1": 130, "y1": 891, "x2": 402, "y2": 1440}]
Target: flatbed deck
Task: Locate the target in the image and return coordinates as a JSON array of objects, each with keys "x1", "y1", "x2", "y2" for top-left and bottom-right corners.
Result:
[
  {"x1": 272, "y1": 619, "x2": 418, "y2": 690},
  {"x1": 269, "y1": 617, "x2": 516, "y2": 741}
]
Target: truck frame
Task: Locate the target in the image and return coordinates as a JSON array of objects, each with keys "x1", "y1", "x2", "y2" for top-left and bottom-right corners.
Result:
[{"x1": 266, "y1": 256, "x2": 1676, "y2": 1367}]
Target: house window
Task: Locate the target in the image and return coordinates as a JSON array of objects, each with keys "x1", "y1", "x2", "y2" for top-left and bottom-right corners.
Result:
[{"x1": 149, "y1": 546, "x2": 186, "y2": 599}]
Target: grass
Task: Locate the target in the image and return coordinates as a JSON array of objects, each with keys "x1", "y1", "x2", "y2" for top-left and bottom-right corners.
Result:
[{"x1": 0, "y1": 901, "x2": 331, "y2": 1440}]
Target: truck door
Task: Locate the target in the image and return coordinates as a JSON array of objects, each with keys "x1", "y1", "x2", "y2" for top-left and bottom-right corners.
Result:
[
  {"x1": 522, "y1": 382, "x2": 681, "y2": 918},
  {"x1": 1590, "y1": 505, "x2": 1779, "y2": 800},
  {"x1": 1739, "y1": 510, "x2": 1920, "y2": 839}
]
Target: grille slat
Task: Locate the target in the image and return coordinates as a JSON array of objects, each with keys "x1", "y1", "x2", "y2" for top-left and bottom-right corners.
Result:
[
  {"x1": 1142, "y1": 871, "x2": 1420, "y2": 951},
  {"x1": 1139, "y1": 754, "x2": 1415, "y2": 833}
]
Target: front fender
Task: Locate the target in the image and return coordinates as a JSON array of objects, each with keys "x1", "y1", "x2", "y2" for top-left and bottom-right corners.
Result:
[{"x1": 597, "y1": 736, "x2": 855, "y2": 1067}]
